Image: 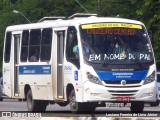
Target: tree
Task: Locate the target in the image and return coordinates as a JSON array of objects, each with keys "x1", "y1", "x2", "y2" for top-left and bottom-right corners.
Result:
[{"x1": 100, "y1": 0, "x2": 160, "y2": 60}]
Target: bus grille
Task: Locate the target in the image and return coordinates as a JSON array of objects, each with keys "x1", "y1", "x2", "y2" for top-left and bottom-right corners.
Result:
[
  {"x1": 103, "y1": 80, "x2": 142, "y2": 96},
  {"x1": 103, "y1": 80, "x2": 141, "y2": 84}
]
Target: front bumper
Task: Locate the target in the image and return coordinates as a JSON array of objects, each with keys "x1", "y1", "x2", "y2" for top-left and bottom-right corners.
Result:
[{"x1": 83, "y1": 80, "x2": 157, "y2": 102}]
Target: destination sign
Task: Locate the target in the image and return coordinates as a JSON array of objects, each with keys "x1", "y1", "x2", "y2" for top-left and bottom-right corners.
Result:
[
  {"x1": 82, "y1": 23, "x2": 142, "y2": 29},
  {"x1": 87, "y1": 28, "x2": 135, "y2": 35}
]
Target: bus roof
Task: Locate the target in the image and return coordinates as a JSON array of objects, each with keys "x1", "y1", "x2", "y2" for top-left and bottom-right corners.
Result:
[{"x1": 6, "y1": 16, "x2": 144, "y2": 31}]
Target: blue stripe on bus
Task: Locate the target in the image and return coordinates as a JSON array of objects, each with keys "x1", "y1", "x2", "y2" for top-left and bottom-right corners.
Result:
[
  {"x1": 157, "y1": 73, "x2": 160, "y2": 78},
  {"x1": 96, "y1": 70, "x2": 148, "y2": 81},
  {"x1": 19, "y1": 65, "x2": 51, "y2": 75}
]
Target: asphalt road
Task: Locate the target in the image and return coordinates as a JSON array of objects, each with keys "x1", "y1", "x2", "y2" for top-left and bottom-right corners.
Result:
[
  {"x1": 0, "y1": 99, "x2": 160, "y2": 116},
  {"x1": 1, "y1": 99, "x2": 160, "y2": 120}
]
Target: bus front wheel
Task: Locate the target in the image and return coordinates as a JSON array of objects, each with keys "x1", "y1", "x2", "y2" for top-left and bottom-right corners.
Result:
[
  {"x1": 69, "y1": 89, "x2": 96, "y2": 113},
  {"x1": 69, "y1": 89, "x2": 83, "y2": 113},
  {"x1": 27, "y1": 89, "x2": 47, "y2": 111}
]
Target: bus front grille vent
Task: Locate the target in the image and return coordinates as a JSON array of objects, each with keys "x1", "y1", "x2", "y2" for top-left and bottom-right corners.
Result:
[
  {"x1": 103, "y1": 80, "x2": 141, "y2": 85},
  {"x1": 108, "y1": 90, "x2": 138, "y2": 96}
]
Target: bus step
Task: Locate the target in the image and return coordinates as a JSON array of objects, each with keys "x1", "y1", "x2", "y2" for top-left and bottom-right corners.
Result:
[{"x1": 55, "y1": 98, "x2": 64, "y2": 102}]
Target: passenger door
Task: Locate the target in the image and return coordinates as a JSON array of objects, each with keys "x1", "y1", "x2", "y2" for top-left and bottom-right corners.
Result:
[
  {"x1": 57, "y1": 31, "x2": 65, "y2": 99},
  {"x1": 52, "y1": 29, "x2": 66, "y2": 99},
  {"x1": 3, "y1": 32, "x2": 12, "y2": 97},
  {"x1": 3, "y1": 31, "x2": 21, "y2": 97},
  {"x1": 13, "y1": 33, "x2": 21, "y2": 96}
]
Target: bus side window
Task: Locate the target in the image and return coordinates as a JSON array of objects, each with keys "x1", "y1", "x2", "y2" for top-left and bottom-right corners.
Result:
[
  {"x1": 40, "y1": 28, "x2": 52, "y2": 61},
  {"x1": 4, "y1": 32, "x2": 12, "y2": 63},
  {"x1": 21, "y1": 30, "x2": 29, "y2": 62},
  {"x1": 66, "y1": 26, "x2": 80, "y2": 69},
  {"x1": 29, "y1": 29, "x2": 41, "y2": 62}
]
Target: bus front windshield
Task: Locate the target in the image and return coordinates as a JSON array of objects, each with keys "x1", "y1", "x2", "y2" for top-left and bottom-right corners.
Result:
[{"x1": 80, "y1": 23, "x2": 154, "y2": 65}]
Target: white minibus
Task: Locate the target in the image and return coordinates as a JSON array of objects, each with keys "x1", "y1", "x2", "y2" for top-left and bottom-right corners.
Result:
[{"x1": 3, "y1": 13, "x2": 157, "y2": 113}]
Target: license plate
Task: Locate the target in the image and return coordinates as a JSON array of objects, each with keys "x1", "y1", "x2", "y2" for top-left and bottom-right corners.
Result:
[{"x1": 116, "y1": 96, "x2": 130, "y2": 102}]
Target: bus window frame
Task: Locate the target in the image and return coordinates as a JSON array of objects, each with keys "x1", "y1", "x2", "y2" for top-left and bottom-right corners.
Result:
[{"x1": 4, "y1": 32, "x2": 12, "y2": 63}]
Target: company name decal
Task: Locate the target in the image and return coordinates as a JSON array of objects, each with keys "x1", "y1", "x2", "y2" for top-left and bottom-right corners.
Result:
[
  {"x1": 19, "y1": 65, "x2": 51, "y2": 75},
  {"x1": 64, "y1": 66, "x2": 72, "y2": 74},
  {"x1": 64, "y1": 66, "x2": 72, "y2": 71},
  {"x1": 96, "y1": 70, "x2": 148, "y2": 80}
]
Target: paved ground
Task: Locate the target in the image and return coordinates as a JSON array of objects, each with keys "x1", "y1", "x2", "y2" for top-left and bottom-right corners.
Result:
[{"x1": 0, "y1": 117, "x2": 160, "y2": 120}]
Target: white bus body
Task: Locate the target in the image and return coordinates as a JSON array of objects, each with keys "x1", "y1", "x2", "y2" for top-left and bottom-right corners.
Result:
[{"x1": 3, "y1": 14, "x2": 157, "y2": 113}]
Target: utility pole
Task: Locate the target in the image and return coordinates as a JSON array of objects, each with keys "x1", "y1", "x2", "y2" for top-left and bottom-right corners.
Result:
[{"x1": 98, "y1": 0, "x2": 102, "y2": 17}]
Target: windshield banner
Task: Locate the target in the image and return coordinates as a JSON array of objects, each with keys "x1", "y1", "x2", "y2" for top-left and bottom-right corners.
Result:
[
  {"x1": 82, "y1": 23, "x2": 142, "y2": 29},
  {"x1": 89, "y1": 53, "x2": 151, "y2": 61},
  {"x1": 96, "y1": 70, "x2": 148, "y2": 80}
]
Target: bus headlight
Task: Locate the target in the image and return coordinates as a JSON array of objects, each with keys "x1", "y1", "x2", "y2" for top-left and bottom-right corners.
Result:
[
  {"x1": 86, "y1": 72, "x2": 102, "y2": 85},
  {"x1": 144, "y1": 71, "x2": 156, "y2": 85}
]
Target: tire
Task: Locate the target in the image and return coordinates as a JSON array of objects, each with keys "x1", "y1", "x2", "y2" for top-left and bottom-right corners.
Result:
[
  {"x1": 18, "y1": 99, "x2": 23, "y2": 101},
  {"x1": 130, "y1": 102, "x2": 144, "y2": 113},
  {"x1": 69, "y1": 89, "x2": 83, "y2": 113},
  {"x1": 0, "y1": 97, "x2": 3, "y2": 101},
  {"x1": 69, "y1": 89, "x2": 96, "y2": 113},
  {"x1": 27, "y1": 89, "x2": 47, "y2": 112},
  {"x1": 150, "y1": 101, "x2": 159, "y2": 106},
  {"x1": 57, "y1": 102, "x2": 69, "y2": 107}
]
